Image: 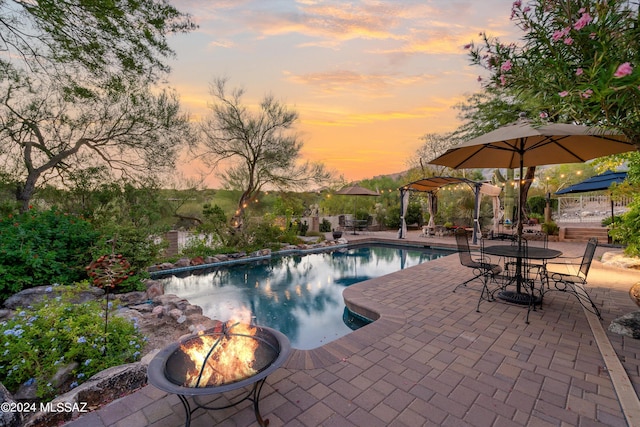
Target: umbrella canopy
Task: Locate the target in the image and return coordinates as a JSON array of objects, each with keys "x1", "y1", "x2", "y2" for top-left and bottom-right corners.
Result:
[
  {"x1": 336, "y1": 184, "x2": 379, "y2": 234},
  {"x1": 428, "y1": 121, "x2": 633, "y2": 239},
  {"x1": 555, "y1": 170, "x2": 627, "y2": 194},
  {"x1": 335, "y1": 184, "x2": 380, "y2": 196},
  {"x1": 430, "y1": 122, "x2": 633, "y2": 170}
]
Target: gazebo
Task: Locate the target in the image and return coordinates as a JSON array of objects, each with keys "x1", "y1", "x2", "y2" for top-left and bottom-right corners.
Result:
[{"x1": 398, "y1": 176, "x2": 502, "y2": 244}]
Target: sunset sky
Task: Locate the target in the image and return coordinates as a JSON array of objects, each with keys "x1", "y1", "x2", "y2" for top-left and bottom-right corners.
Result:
[{"x1": 166, "y1": 0, "x2": 518, "y2": 187}]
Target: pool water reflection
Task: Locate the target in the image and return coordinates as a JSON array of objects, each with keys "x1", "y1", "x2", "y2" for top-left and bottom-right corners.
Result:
[{"x1": 160, "y1": 244, "x2": 450, "y2": 349}]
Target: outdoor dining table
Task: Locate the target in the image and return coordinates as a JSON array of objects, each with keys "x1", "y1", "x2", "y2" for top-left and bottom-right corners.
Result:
[
  {"x1": 483, "y1": 244, "x2": 562, "y2": 305},
  {"x1": 344, "y1": 219, "x2": 368, "y2": 235}
]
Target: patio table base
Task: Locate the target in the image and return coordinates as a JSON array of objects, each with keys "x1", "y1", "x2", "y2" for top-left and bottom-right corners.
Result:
[{"x1": 497, "y1": 290, "x2": 540, "y2": 305}]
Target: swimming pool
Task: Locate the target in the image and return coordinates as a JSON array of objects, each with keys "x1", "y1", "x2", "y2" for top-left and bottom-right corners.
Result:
[{"x1": 159, "y1": 244, "x2": 451, "y2": 349}]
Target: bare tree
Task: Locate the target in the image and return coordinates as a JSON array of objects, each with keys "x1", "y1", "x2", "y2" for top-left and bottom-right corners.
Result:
[
  {"x1": 0, "y1": 0, "x2": 195, "y2": 90},
  {"x1": 200, "y1": 78, "x2": 331, "y2": 227},
  {"x1": 0, "y1": 66, "x2": 192, "y2": 211}
]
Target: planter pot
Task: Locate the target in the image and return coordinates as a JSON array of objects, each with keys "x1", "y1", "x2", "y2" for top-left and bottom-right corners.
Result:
[{"x1": 332, "y1": 232, "x2": 343, "y2": 239}]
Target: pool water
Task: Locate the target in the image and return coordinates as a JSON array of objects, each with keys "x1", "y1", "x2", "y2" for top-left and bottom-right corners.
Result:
[{"x1": 160, "y1": 244, "x2": 451, "y2": 349}]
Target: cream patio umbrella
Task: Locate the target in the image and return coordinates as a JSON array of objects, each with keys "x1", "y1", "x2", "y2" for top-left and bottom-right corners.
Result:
[
  {"x1": 336, "y1": 184, "x2": 380, "y2": 234},
  {"x1": 428, "y1": 121, "x2": 633, "y2": 240}
]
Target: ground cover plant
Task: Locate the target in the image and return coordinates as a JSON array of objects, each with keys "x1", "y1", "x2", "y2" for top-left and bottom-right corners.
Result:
[{"x1": 0, "y1": 283, "x2": 144, "y2": 401}]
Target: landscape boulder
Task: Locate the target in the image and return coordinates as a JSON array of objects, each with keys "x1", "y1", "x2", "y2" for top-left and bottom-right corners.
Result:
[
  {"x1": 3, "y1": 286, "x2": 103, "y2": 310},
  {"x1": 0, "y1": 382, "x2": 21, "y2": 427}
]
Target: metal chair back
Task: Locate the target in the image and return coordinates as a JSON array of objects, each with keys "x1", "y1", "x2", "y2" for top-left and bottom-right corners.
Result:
[
  {"x1": 579, "y1": 238, "x2": 598, "y2": 279},
  {"x1": 455, "y1": 229, "x2": 475, "y2": 268}
]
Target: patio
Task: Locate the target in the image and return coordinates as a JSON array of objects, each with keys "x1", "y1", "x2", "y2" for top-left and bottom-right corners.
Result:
[{"x1": 63, "y1": 230, "x2": 640, "y2": 427}]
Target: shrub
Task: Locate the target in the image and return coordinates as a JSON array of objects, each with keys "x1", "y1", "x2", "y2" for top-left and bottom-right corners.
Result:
[
  {"x1": 541, "y1": 220, "x2": 559, "y2": 235},
  {"x1": 201, "y1": 203, "x2": 228, "y2": 234},
  {"x1": 319, "y1": 218, "x2": 332, "y2": 232},
  {"x1": 384, "y1": 203, "x2": 423, "y2": 229},
  {"x1": 292, "y1": 219, "x2": 308, "y2": 236},
  {"x1": 527, "y1": 196, "x2": 558, "y2": 216},
  {"x1": 180, "y1": 236, "x2": 221, "y2": 258},
  {"x1": 0, "y1": 283, "x2": 144, "y2": 401},
  {"x1": 0, "y1": 208, "x2": 99, "y2": 302},
  {"x1": 601, "y1": 215, "x2": 623, "y2": 227},
  {"x1": 92, "y1": 224, "x2": 167, "y2": 274},
  {"x1": 406, "y1": 202, "x2": 424, "y2": 226},
  {"x1": 610, "y1": 198, "x2": 640, "y2": 256},
  {"x1": 385, "y1": 206, "x2": 401, "y2": 229}
]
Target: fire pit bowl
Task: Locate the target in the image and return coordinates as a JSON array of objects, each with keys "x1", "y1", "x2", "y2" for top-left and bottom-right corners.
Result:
[{"x1": 147, "y1": 323, "x2": 290, "y2": 426}]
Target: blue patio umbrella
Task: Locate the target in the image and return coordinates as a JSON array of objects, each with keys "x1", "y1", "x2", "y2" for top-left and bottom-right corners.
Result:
[
  {"x1": 555, "y1": 170, "x2": 627, "y2": 194},
  {"x1": 555, "y1": 170, "x2": 627, "y2": 226}
]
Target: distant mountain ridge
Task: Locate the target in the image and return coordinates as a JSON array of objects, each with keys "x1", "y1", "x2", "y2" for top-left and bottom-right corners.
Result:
[{"x1": 371, "y1": 170, "x2": 410, "y2": 181}]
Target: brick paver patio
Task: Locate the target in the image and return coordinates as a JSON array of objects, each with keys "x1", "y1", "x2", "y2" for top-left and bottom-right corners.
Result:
[{"x1": 62, "y1": 231, "x2": 640, "y2": 426}]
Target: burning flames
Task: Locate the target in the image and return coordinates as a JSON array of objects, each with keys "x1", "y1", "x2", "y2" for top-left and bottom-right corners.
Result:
[{"x1": 180, "y1": 319, "x2": 259, "y2": 387}]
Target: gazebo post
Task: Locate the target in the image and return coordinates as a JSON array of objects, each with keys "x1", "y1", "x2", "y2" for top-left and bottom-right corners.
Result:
[{"x1": 473, "y1": 183, "x2": 481, "y2": 245}]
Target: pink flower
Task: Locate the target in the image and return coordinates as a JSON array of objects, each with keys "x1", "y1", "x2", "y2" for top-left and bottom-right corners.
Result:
[
  {"x1": 614, "y1": 62, "x2": 633, "y2": 78},
  {"x1": 523, "y1": 6, "x2": 531, "y2": 13},
  {"x1": 575, "y1": 68, "x2": 584, "y2": 76},
  {"x1": 581, "y1": 89, "x2": 593, "y2": 98},
  {"x1": 500, "y1": 75, "x2": 507, "y2": 86},
  {"x1": 574, "y1": 12, "x2": 592, "y2": 30},
  {"x1": 564, "y1": 37, "x2": 574, "y2": 46},
  {"x1": 513, "y1": 0, "x2": 522, "y2": 7},
  {"x1": 501, "y1": 60, "x2": 513, "y2": 72},
  {"x1": 558, "y1": 91, "x2": 569, "y2": 97},
  {"x1": 552, "y1": 27, "x2": 570, "y2": 42},
  {"x1": 540, "y1": 112, "x2": 549, "y2": 119}
]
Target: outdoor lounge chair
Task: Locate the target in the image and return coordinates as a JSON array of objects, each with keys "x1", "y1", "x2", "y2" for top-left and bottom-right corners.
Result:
[
  {"x1": 545, "y1": 237, "x2": 602, "y2": 319},
  {"x1": 453, "y1": 228, "x2": 503, "y2": 312}
]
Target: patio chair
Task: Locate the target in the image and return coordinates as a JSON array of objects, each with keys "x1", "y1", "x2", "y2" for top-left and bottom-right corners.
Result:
[
  {"x1": 452, "y1": 229, "x2": 503, "y2": 312},
  {"x1": 545, "y1": 237, "x2": 602, "y2": 319}
]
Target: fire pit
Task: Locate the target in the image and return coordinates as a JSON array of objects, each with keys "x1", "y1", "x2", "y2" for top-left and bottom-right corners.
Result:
[{"x1": 147, "y1": 321, "x2": 291, "y2": 426}]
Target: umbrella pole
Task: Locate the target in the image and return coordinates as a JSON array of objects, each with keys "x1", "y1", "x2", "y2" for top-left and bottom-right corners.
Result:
[
  {"x1": 516, "y1": 148, "x2": 524, "y2": 295},
  {"x1": 517, "y1": 150, "x2": 524, "y2": 245},
  {"x1": 352, "y1": 198, "x2": 357, "y2": 235}
]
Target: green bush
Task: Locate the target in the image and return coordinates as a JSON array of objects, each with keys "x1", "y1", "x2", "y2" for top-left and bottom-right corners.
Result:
[
  {"x1": 384, "y1": 203, "x2": 423, "y2": 229},
  {"x1": 0, "y1": 283, "x2": 144, "y2": 401},
  {"x1": 92, "y1": 224, "x2": 167, "y2": 273},
  {"x1": 601, "y1": 215, "x2": 624, "y2": 227},
  {"x1": 319, "y1": 218, "x2": 332, "y2": 232},
  {"x1": 385, "y1": 206, "x2": 401, "y2": 229},
  {"x1": 0, "y1": 208, "x2": 99, "y2": 302},
  {"x1": 610, "y1": 198, "x2": 640, "y2": 256},
  {"x1": 527, "y1": 196, "x2": 558, "y2": 216},
  {"x1": 180, "y1": 236, "x2": 221, "y2": 258},
  {"x1": 541, "y1": 220, "x2": 559, "y2": 235}
]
